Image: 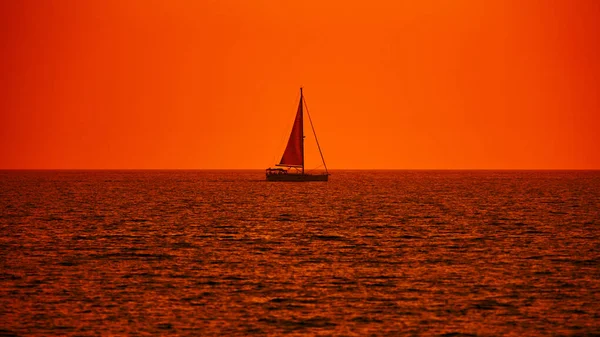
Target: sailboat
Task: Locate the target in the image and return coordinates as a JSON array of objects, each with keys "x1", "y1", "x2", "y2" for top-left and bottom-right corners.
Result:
[{"x1": 266, "y1": 88, "x2": 329, "y2": 182}]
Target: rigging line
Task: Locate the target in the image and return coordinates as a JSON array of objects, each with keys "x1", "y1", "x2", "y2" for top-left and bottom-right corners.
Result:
[
  {"x1": 304, "y1": 163, "x2": 324, "y2": 173},
  {"x1": 302, "y1": 94, "x2": 328, "y2": 174}
]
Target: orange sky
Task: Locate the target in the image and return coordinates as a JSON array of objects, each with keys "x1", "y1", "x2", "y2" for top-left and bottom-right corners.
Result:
[{"x1": 1, "y1": 0, "x2": 599, "y2": 169}]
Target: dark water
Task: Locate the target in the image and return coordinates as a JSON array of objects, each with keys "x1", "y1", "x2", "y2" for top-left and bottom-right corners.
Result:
[{"x1": 1, "y1": 170, "x2": 599, "y2": 336}]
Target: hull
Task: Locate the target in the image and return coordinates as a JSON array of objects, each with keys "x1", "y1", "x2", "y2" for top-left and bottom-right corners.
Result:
[{"x1": 266, "y1": 173, "x2": 329, "y2": 182}]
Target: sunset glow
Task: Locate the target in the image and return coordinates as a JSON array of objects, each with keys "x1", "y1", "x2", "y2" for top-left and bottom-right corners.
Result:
[{"x1": 2, "y1": 0, "x2": 599, "y2": 169}]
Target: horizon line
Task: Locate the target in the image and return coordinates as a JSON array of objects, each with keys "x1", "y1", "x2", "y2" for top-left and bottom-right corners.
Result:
[{"x1": 1, "y1": 168, "x2": 599, "y2": 171}]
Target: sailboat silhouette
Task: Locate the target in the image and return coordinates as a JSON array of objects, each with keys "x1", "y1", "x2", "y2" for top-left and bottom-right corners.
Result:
[{"x1": 266, "y1": 88, "x2": 329, "y2": 182}]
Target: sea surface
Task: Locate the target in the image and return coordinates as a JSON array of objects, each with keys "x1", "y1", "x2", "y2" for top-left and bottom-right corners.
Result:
[{"x1": 1, "y1": 170, "x2": 599, "y2": 336}]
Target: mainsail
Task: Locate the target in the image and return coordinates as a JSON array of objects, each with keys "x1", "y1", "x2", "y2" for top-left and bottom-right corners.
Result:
[{"x1": 278, "y1": 94, "x2": 304, "y2": 167}]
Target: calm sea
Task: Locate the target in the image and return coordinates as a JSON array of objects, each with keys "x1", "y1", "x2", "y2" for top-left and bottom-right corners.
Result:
[{"x1": 1, "y1": 170, "x2": 599, "y2": 336}]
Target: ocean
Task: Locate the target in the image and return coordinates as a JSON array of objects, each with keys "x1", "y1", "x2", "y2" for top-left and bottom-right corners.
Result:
[{"x1": 1, "y1": 170, "x2": 599, "y2": 336}]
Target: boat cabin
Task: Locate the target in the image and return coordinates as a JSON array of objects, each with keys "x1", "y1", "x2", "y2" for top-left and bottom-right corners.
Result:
[{"x1": 266, "y1": 168, "x2": 288, "y2": 175}]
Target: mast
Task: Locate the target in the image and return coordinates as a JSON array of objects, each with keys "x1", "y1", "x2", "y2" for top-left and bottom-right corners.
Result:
[{"x1": 300, "y1": 87, "x2": 304, "y2": 175}]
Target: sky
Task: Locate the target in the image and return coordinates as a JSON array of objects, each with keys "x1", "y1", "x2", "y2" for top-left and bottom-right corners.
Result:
[{"x1": 1, "y1": 0, "x2": 599, "y2": 169}]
